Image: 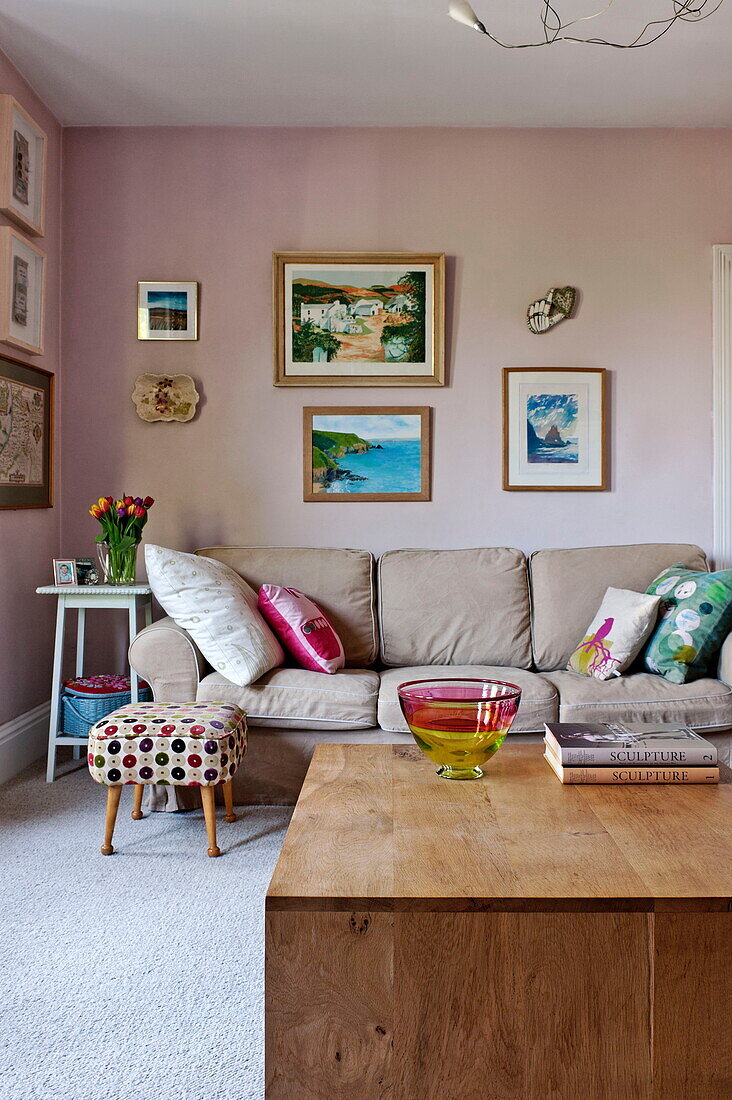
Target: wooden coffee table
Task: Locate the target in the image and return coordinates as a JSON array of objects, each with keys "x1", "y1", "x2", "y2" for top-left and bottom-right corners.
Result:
[{"x1": 265, "y1": 743, "x2": 731, "y2": 1099}]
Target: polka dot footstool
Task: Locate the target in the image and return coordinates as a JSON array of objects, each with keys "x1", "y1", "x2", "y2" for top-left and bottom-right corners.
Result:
[{"x1": 88, "y1": 701, "x2": 247, "y2": 857}]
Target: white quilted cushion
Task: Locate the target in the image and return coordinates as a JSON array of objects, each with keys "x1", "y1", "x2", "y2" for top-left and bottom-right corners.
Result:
[{"x1": 145, "y1": 544, "x2": 284, "y2": 687}]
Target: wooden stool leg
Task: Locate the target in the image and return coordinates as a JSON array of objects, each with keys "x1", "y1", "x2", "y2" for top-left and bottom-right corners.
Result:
[
  {"x1": 101, "y1": 785, "x2": 123, "y2": 855},
  {"x1": 223, "y1": 780, "x2": 237, "y2": 823},
  {"x1": 131, "y1": 784, "x2": 144, "y2": 820},
  {"x1": 201, "y1": 786, "x2": 221, "y2": 857}
]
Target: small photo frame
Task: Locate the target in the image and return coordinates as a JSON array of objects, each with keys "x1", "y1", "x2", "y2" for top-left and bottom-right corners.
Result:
[
  {"x1": 138, "y1": 281, "x2": 198, "y2": 340},
  {"x1": 503, "y1": 367, "x2": 607, "y2": 491},
  {"x1": 53, "y1": 559, "x2": 77, "y2": 586},
  {"x1": 0, "y1": 95, "x2": 47, "y2": 237},
  {"x1": 0, "y1": 226, "x2": 45, "y2": 355},
  {"x1": 303, "y1": 406, "x2": 431, "y2": 502}
]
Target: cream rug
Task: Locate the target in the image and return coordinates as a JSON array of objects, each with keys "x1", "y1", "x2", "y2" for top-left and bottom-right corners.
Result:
[{"x1": 0, "y1": 758, "x2": 292, "y2": 1100}]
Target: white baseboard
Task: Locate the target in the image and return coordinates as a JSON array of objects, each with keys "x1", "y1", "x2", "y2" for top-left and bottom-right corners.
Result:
[{"x1": 0, "y1": 701, "x2": 50, "y2": 785}]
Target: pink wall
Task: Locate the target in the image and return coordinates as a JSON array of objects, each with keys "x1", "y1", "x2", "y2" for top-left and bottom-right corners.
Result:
[
  {"x1": 59, "y1": 127, "x2": 732, "y2": 661},
  {"x1": 0, "y1": 52, "x2": 61, "y2": 726}
]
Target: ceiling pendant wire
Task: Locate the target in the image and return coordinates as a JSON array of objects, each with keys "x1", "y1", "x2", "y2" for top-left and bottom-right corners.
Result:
[{"x1": 448, "y1": 0, "x2": 726, "y2": 49}]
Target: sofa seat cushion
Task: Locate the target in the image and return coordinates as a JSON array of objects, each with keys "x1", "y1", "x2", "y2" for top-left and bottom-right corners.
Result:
[
  {"x1": 542, "y1": 670, "x2": 732, "y2": 731},
  {"x1": 378, "y1": 666, "x2": 558, "y2": 734},
  {"x1": 196, "y1": 667, "x2": 379, "y2": 729}
]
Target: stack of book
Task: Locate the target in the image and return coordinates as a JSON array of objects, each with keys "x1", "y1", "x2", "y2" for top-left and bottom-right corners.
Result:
[{"x1": 544, "y1": 722, "x2": 719, "y2": 784}]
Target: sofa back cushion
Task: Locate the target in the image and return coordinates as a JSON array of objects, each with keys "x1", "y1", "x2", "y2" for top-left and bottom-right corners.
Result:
[
  {"x1": 378, "y1": 548, "x2": 532, "y2": 668},
  {"x1": 195, "y1": 546, "x2": 377, "y2": 666},
  {"x1": 530, "y1": 543, "x2": 709, "y2": 671}
]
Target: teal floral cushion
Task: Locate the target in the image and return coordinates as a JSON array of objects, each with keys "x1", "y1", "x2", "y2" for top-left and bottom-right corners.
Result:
[{"x1": 643, "y1": 565, "x2": 732, "y2": 684}]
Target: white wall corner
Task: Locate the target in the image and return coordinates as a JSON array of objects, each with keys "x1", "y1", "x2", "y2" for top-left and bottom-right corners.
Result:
[
  {"x1": 713, "y1": 245, "x2": 732, "y2": 569},
  {"x1": 0, "y1": 701, "x2": 50, "y2": 786}
]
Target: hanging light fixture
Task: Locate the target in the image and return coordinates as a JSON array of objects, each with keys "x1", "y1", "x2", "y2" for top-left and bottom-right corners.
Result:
[{"x1": 447, "y1": 0, "x2": 726, "y2": 49}]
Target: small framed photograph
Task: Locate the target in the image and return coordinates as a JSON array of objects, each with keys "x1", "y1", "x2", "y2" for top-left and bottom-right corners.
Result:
[
  {"x1": 138, "y1": 281, "x2": 198, "y2": 340},
  {"x1": 0, "y1": 95, "x2": 47, "y2": 237},
  {"x1": 75, "y1": 558, "x2": 99, "y2": 585},
  {"x1": 503, "y1": 367, "x2": 607, "y2": 491},
  {"x1": 303, "y1": 406, "x2": 431, "y2": 502},
  {"x1": 0, "y1": 227, "x2": 45, "y2": 356},
  {"x1": 274, "y1": 252, "x2": 445, "y2": 387},
  {"x1": 53, "y1": 559, "x2": 77, "y2": 586}
]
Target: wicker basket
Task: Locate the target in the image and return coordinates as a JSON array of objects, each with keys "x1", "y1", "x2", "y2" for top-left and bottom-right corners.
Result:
[{"x1": 61, "y1": 677, "x2": 151, "y2": 739}]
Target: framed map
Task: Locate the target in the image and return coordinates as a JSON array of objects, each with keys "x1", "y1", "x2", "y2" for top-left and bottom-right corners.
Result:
[{"x1": 0, "y1": 353, "x2": 53, "y2": 509}]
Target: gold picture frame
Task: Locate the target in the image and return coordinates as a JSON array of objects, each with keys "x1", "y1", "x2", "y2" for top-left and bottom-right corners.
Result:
[
  {"x1": 303, "y1": 406, "x2": 431, "y2": 502},
  {"x1": 274, "y1": 251, "x2": 445, "y2": 387},
  {"x1": 503, "y1": 367, "x2": 607, "y2": 491},
  {"x1": 0, "y1": 352, "x2": 54, "y2": 509},
  {"x1": 137, "y1": 281, "x2": 199, "y2": 340},
  {"x1": 0, "y1": 226, "x2": 46, "y2": 356},
  {"x1": 0, "y1": 95, "x2": 47, "y2": 238}
]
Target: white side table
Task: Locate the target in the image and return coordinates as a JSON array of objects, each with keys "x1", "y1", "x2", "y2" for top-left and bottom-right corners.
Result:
[{"x1": 36, "y1": 584, "x2": 153, "y2": 782}]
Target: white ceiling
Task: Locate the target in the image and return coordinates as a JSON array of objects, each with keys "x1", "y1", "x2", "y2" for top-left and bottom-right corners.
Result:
[{"x1": 1, "y1": 0, "x2": 731, "y2": 127}]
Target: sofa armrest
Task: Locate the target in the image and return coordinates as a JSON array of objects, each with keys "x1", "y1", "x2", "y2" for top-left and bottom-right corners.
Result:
[
  {"x1": 717, "y1": 631, "x2": 732, "y2": 687},
  {"x1": 128, "y1": 616, "x2": 206, "y2": 701}
]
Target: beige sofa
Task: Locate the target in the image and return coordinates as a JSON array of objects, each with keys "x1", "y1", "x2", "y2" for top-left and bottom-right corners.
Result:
[{"x1": 129, "y1": 542, "x2": 732, "y2": 802}]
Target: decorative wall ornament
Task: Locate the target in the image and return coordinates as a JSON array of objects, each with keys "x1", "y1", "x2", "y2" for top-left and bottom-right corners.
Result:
[
  {"x1": 527, "y1": 286, "x2": 576, "y2": 334},
  {"x1": 131, "y1": 373, "x2": 200, "y2": 422}
]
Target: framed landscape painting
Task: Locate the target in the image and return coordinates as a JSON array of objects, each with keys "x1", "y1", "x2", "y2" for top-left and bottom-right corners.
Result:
[
  {"x1": 274, "y1": 252, "x2": 444, "y2": 386},
  {"x1": 138, "y1": 281, "x2": 198, "y2": 340},
  {"x1": 0, "y1": 353, "x2": 53, "y2": 509},
  {"x1": 503, "y1": 368, "x2": 606, "y2": 491},
  {"x1": 303, "y1": 406, "x2": 431, "y2": 502},
  {"x1": 0, "y1": 95, "x2": 46, "y2": 237}
]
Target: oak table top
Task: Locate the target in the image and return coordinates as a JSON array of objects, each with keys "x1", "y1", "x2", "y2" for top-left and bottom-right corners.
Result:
[{"x1": 266, "y1": 743, "x2": 732, "y2": 912}]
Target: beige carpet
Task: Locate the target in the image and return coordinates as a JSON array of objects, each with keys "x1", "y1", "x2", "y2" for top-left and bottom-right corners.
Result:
[{"x1": 0, "y1": 757, "x2": 292, "y2": 1100}]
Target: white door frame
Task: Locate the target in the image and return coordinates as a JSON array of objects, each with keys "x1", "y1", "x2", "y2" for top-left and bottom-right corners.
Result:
[{"x1": 713, "y1": 245, "x2": 732, "y2": 568}]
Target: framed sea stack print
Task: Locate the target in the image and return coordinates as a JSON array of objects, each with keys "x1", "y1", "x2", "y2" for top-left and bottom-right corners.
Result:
[
  {"x1": 274, "y1": 252, "x2": 444, "y2": 387},
  {"x1": 0, "y1": 227, "x2": 45, "y2": 356},
  {"x1": 0, "y1": 95, "x2": 46, "y2": 237},
  {"x1": 303, "y1": 406, "x2": 431, "y2": 502},
  {"x1": 503, "y1": 367, "x2": 606, "y2": 491},
  {"x1": 0, "y1": 353, "x2": 53, "y2": 509},
  {"x1": 138, "y1": 281, "x2": 198, "y2": 340}
]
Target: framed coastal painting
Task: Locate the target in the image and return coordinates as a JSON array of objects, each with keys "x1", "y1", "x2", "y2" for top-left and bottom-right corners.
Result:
[
  {"x1": 0, "y1": 353, "x2": 54, "y2": 509},
  {"x1": 0, "y1": 227, "x2": 45, "y2": 356},
  {"x1": 274, "y1": 252, "x2": 444, "y2": 387},
  {"x1": 138, "y1": 281, "x2": 198, "y2": 340},
  {"x1": 503, "y1": 368, "x2": 606, "y2": 491},
  {"x1": 303, "y1": 406, "x2": 431, "y2": 502},
  {"x1": 0, "y1": 95, "x2": 46, "y2": 237}
]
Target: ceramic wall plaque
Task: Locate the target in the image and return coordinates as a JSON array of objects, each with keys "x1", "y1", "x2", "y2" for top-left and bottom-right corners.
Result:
[{"x1": 131, "y1": 373, "x2": 199, "y2": 422}]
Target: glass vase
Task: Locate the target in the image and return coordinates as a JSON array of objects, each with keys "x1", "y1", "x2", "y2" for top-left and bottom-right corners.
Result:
[{"x1": 98, "y1": 541, "x2": 139, "y2": 586}]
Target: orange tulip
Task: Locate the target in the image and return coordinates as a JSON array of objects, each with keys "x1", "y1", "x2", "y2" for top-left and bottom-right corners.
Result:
[
  {"x1": 89, "y1": 505, "x2": 102, "y2": 518},
  {"x1": 97, "y1": 497, "x2": 111, "y2": 513},
  {"x1": 126, "y1": 503, "x2": 136, "y2": 516}
]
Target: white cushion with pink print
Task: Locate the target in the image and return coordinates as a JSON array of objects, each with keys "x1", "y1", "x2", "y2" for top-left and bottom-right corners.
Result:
[{"x1": 258, "y1": 585, "x2": 345, "y2": 674}]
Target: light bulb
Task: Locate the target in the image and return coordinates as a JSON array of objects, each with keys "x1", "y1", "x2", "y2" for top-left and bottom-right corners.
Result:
[{"x1": 448, "y1": 0, "x2": 486, "y2": 33}]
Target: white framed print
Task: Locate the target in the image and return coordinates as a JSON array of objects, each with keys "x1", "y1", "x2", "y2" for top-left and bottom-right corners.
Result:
[
  {"x1": 0, "y1": 96, "x2": 47, "y2": 237},
  {"x1": 0, "y1": 227, "x2": 45, "y2": 356},
  {"x1": 503, "y1": 367, "x2": 607, "y2": 491},
  {"x1": 138, "y1": 281, "x2": 198, "y2": 340}
]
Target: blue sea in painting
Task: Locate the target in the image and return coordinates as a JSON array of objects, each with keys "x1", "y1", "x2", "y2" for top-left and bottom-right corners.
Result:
[
  {"x1": 327, "y1": 439, "x2": 421, "y2": 493},
  {"x1": 528, "y1": 438, "x2": 579, "y2": 464}
]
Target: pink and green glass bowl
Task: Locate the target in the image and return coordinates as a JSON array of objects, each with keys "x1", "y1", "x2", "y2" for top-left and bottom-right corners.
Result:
[{"x1": 397, "y1": 678, "x2": 522, "y2": 780}]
